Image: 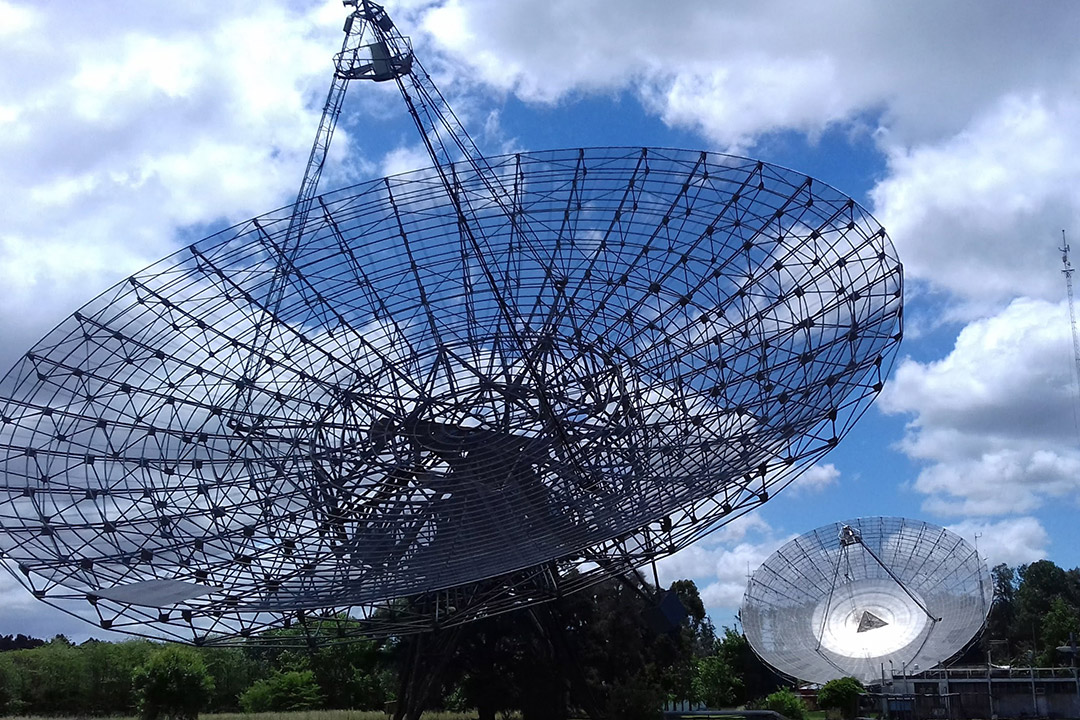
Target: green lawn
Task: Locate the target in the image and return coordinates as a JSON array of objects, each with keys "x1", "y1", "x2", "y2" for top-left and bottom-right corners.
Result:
[{"x1": 3, "y1": 712, "x2": 485, "y2": 720}]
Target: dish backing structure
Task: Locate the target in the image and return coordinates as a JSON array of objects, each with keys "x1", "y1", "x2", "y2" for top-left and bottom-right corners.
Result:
[
  {"x1": 742, "y1": 517, "x2": 993, "y2": 686},
  {"x1": 0, "y1": 1, "x2": 903, "y2": 644}
]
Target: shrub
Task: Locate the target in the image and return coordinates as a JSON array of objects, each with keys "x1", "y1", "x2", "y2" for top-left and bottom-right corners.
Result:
[
  {"x1": 132, "y1": 645, "x2": 215, "y2": 720},
  {"x1": 239, "y1": 670, "x2": 322, "y2": 713},
  {"x1": 818, "y1": 677, "x2": 864, "y2": 720},
  {"x1": 762, "y1": 688, "x2": 807, "y2": 720},
  {"x1": 605, "y1": 675, "x2": 664, "y2": 720},
  {"x1": 237, "y1": 680, "x2": 273, "y2": 714},
  {"x1": 693, "y1": 654, "x2": 743, "y2": 708}
]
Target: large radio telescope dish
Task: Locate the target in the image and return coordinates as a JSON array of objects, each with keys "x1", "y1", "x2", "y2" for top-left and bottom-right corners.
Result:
[
  {"x1": 742, "y1": 517, "x2": 993, "y2": 685},
  {"x1": 0, "y1": 2, "x2": 902, "y2": 645}
]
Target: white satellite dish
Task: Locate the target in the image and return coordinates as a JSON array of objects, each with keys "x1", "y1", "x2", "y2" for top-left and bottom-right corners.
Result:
[{"x1": 741, "y1": 517, "x2": 993, "y2": 684}]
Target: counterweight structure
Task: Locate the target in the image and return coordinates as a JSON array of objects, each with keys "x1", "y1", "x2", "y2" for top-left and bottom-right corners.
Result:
[
  {"x1": 0, "y1": 2, "x2": 903, "y2": 643},
  {"x1": 742, "y1": 517, "x2": 993, "y2": 685}
]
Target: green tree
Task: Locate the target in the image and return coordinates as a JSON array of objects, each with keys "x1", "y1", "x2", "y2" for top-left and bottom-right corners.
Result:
[
  {"x1": 1039, "y1": 595, "x2": 1080, "y2": 666},
  {"x1": 427, "y1": 576, "x2": 711, "y2": 720},
  {"x1": 1067, "y1": 568, "x2": 1080, "y2": 606},
  {"x1": 604, "y1": 669, "x2": 664, "y2": 720},
  {"x1": 658, "y1": 580, "x2": 716, "y2": 704},
  {"x1": 200, "y1": 647, "x2": 263, "y2": 712},
  {"x1": 309, "y1": 635, "x2": 389, "y2": 709},
  {"x1": 670, "y1": 579, "x2": 717, "y2": 655},
  {"x1": 818, "y1": 677, "x2": 863, "y2": 720},
  {"x1": 0, "y1": 652, "x2": 22, "y2": 715},
  {"x1": 379, "y1": 575, "x2": 715, "y2": 719},
  {"x1": 1015, "y1": 561, "x2": 1070, "y2": 633},
  {"x1": 17, "y1": 635, "x2": 90, "y2": 715},
  {"x1": 692, "y1": 653, "x2": 742, "y2": 708},
  {"x1": 239, "y1": 617, "x2": 390, "y2": 711},
  {"x1": 237, "y1": 680, "x2": 274, "y2": 714},
  {"x1": 985, "y1": 563, "x2": 1016, "y2": 653},
  {"x1": 82, "y1": 639, "x2": 157, "y2": 715},
  {"x1": 132, "y1": 645, "x2": 215, "y2": 720},
  {"x1": 239, "y1": 670, "x2": 322, "y2": 712},
  {"x1": 979, "y1": 561, "x2": 1080, "y2": 664},
  {"x1": 715, "y1": 626, "x2": 779, "y2": 704},
  {"x1": 444, "y1": 614, "x2": 524, "y2": 720},
  {"x1": 569, "y1": 578, "x2": 680, "y2": 719},
  {"x1": 762, "y1": 688, "x2": 807, "y2": 720}
]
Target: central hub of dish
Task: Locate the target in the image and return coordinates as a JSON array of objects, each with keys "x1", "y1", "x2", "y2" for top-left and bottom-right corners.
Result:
[
  {"x1": 285, "y1": 333, "x2": 641, "y2": 588},
  {"x1": 811, "y1": 578, "x2": 930, "y2": 657},
  {"x1": 312, "y1": 332, "x2": 628, "y2": 492}
]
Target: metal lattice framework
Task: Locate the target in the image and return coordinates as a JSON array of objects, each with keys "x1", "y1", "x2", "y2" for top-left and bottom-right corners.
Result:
[
  {"x1": 742, "y1": 516, "x2": 993, "y2": 685},
  {"x1": 0, "y1": 1, "x2": 902, "y2": 645}
]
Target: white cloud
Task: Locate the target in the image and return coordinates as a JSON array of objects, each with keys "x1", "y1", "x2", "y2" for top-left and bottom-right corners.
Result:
[
  {"x1": 787, "y1": 463, "x2": 840, "y2": 496},
  {"x1": 880, "y1": 298, "x2": 1080, "y2": 516},
  {"x1": 657, "y1": 514, "x2": 792, "y2": 621},
  {"x1": 380, "y1": 144, "x2": 433, "y2": 177},
  {"x1": 872, "y1": 94, "x2": 1080, "y2": 314},
  {"x1": 411, "y1": 1, "x2": 1080, "y2": 313},
  {"x1": 695, "y1": 542, "x2": 779, "y2": 615},
  {"x1": 0, "y1": 0, "x2": 35, "y2": 37},
  {"x1": 640, "y1": 55, "x2": 852, "y2": 154},
  {"x1": 713, "y1": 514, "x2": 773, "y2": 544},
  {"x1": 415, "y1": 1, "x2": 1080, "y2": 148},
  {"x1": 0, "y1": 1, "x2": 354, "y2": 369},
  {"x1": 947, "y1": 517, "x2": 1049, "y2": 567}
]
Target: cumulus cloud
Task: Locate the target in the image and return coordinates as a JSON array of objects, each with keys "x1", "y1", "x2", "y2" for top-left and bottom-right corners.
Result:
[
  {"x1": 872, "y1": 94, "x2": 1080, "y2": 314},
  {"x1": 947, "y1": 517, "x2": 1049, "y2": 568},
  {"x1": 0, "y1": 1, "x2": 34, "y2": 36},
  {"x1": 787, "y1": 463, "x2": 840, "y2": 496},
  {"x1": 657, "y1": 514, "x2": 791, "y2": 621},
  {"x1": 412, "y1": 1, "x2": 1080, "y2": 316},
  {"x1": 880, "y1": 298, "x2": 1080, "y2": 516},
  {"x1": 416, "y1": 1, "x2": 1080, "y2": 148},
  {"x1": 380, "y1": 144, "x2": 433, "y2": 177},
  {"x1": 0, "y1": 0, "x2": 356, "y2": 369}
]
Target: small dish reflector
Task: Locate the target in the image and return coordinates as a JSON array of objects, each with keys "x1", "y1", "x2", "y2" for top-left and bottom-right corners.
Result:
[{"x1": 742, "y1": 517, "x2": 992, "y2": 684}]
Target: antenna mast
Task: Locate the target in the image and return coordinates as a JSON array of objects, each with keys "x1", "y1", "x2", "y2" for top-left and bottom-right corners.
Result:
[{"x1": 1061, "y1": 231, "x2": 1080, "y2": 401}]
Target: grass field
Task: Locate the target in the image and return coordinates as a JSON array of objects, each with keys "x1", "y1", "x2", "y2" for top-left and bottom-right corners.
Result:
[
  {"x1": 0, "y1": 710, "x2": 836, "y2": 720},
  {"x1": 207, "y1": 712, "x2": 479, "y2": 720},
  {"x1": 0, "y1": 708, "x2": 481, "y2": 720},
  {"x1": 6, "y1": 708, "x2": 834, "y2": 720},
  {"x1": 2, "y1": 712, "x2": 488, "y2": 720}
]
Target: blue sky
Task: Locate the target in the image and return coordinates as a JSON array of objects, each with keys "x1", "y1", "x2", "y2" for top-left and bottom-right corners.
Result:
[{"x1": 2, "y1": 0, "x2": 1080, "y2": 639}]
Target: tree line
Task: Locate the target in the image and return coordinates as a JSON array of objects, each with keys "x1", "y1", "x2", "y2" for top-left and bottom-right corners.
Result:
[
  {"x1": 0, "y1": 577, "x2": 781, "y2": 720},
  {"x1": 976, "y1": 559, "x2": 1080, "y2": 666},
  {"x1": 2, "y1": 558, "x2": 1071, "y2": 719}
]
